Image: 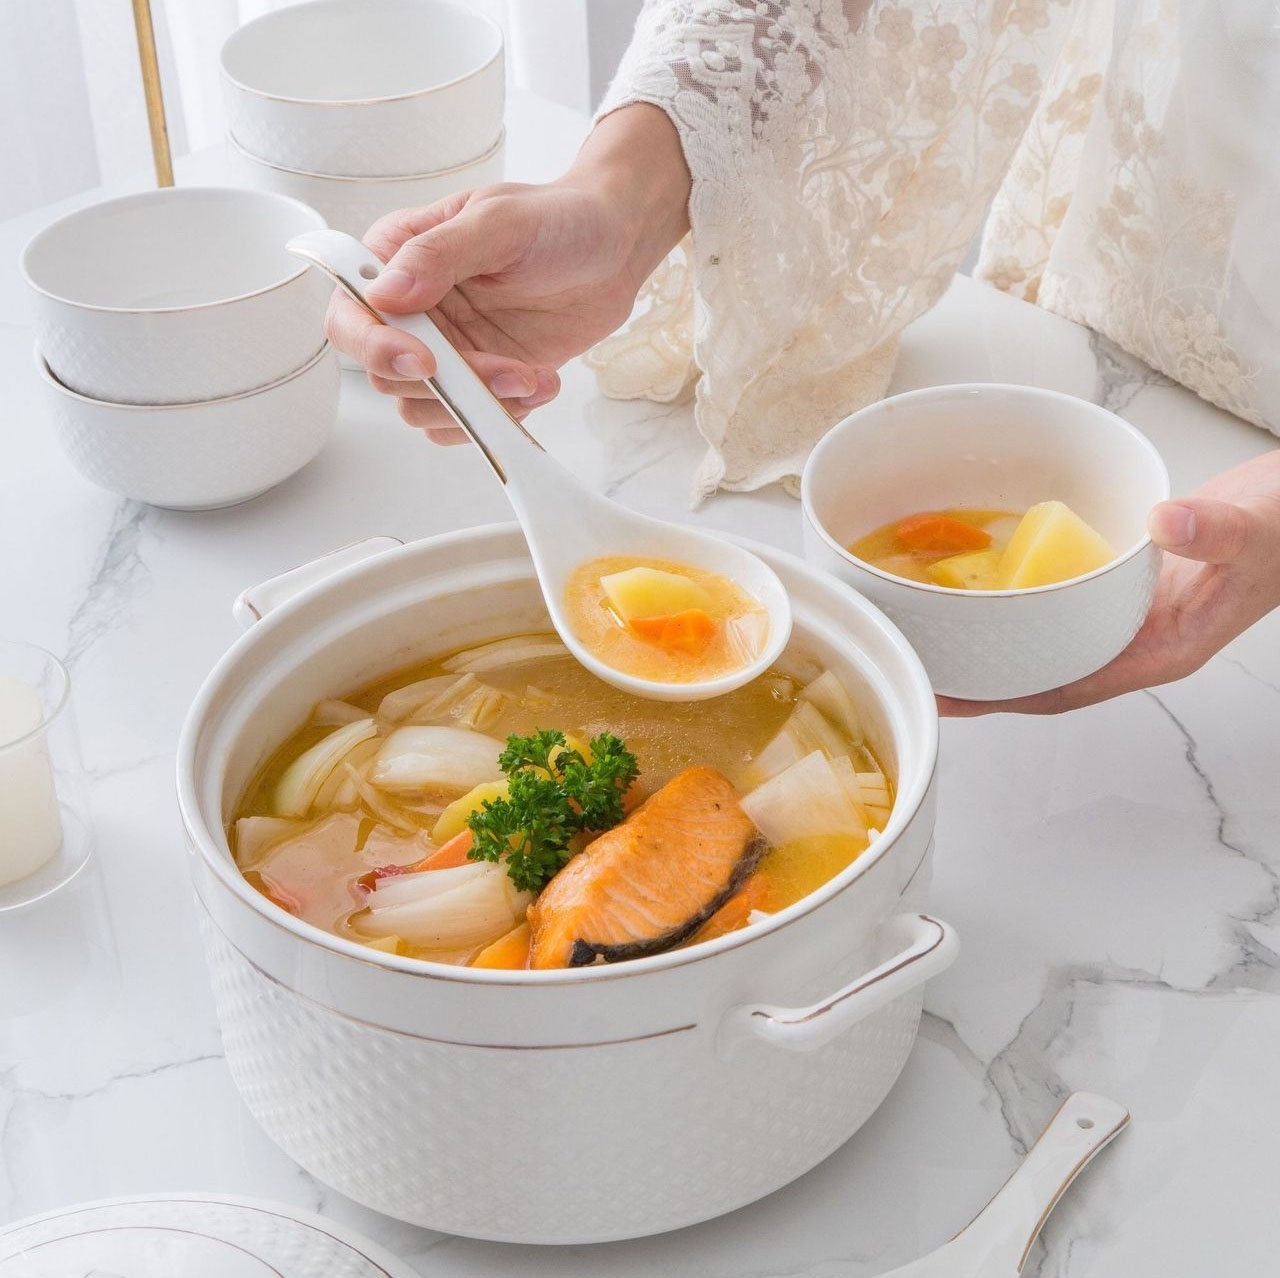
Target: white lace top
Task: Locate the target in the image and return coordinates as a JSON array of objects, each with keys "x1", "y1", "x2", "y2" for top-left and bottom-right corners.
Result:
[{"x1": 586, "y1": 0, "x2": 1278, "y2": 501}]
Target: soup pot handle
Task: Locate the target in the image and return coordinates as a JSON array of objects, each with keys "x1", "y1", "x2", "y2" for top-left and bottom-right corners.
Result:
[
  {"x1": 232, "y1": 537, "x2": 404, "y2": 630},
  {"x1": 719, "y1": 913, "x2": 957, "y2": 1056}
]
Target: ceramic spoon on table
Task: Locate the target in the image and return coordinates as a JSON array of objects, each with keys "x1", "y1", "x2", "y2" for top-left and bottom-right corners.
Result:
[
  {"x1": 286, "y1": 229, "x2": 791, "y2": 703},
  {"x1": 880, "y1": 1092, "x2": 1130, "y2": 1278}
]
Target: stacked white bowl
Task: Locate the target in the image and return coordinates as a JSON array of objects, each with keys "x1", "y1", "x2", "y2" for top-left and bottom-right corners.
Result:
[
  {"x1": 23, "y1": 187, "x2": 340, "y2": 510},
  {"x1": 221, "y1": 0, "x2": 506, "y2": 241}
]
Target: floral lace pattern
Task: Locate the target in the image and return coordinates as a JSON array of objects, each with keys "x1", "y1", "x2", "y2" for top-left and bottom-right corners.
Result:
[
  {"x1": 977, "y1": 0, "x2": 1276, "y2": 433},
  {"x1": 587, "y1": 0, "x2": 1076, "y2": 501}
]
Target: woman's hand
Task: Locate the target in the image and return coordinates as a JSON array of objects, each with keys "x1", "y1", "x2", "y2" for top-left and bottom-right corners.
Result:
[
  {"x1": 939, "y1": 449, "x2": 1280, "y2": 716},
  {"x1": 326, "y1": 104, "x2": 690, "y2": 443}
]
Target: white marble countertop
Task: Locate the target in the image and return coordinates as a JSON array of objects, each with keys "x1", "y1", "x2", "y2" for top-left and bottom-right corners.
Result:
[{"x1": 3, "y1": 89, "x2": 1279, "y2": 1277}]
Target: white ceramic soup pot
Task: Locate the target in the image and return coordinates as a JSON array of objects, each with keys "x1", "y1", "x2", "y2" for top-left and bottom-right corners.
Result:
[
  {"x1": 178, "y1": 525, "x2": 954, "y2": 1244},
  {"x1": 37, "y1": 345, "x2": 339, "y2": 511},
  {"x1": 22, "y1": 187, "x2": 330, "y2": 406},
  {"x1": 227, "y1": 131, "x2": 505, "y2": 241},
  {"x1": 220, "y1": 0, "x2": 504, "y2": 178},
  {"x1": 802, "y1": 384, "x2": 1171, "y2": 702}
]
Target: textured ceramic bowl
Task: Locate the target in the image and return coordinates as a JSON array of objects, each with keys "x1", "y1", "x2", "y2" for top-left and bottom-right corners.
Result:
[
  {"x1": 178, "y1": 526, "x2": 954, "y2": 1243},
  {"x1": 802, "y1": 384, "x2": 1170, "y2": 701},
  {"x1": 37, "y1": 345, "x2": 340, "y2": 511},
  {"x1": 227, "y1": 131, "x2": 505, "y2": 241},
  {"x1": 22, "y1": 188, "x2": 329, "y2": 405},
  {"x1": 220, "y1": 0, "x2": 504, "y2": 178}
]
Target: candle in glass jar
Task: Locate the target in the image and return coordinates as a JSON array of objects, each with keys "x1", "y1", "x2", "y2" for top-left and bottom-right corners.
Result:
[{"x1": 0, "y1": 674, "x2": 64, "y2": 886}]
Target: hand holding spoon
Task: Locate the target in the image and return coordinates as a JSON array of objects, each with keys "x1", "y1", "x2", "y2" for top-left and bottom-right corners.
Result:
[{"x1": 287, "y1": 229, "x2": 791, "y2": 702}]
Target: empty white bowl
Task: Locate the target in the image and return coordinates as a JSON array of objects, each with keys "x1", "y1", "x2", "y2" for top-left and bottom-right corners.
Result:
[
  {"x1": 22, "y1": 187, "x2": 330, "y2": 406},
  {"x1": 227, "y1": 131, "x2": 505, "y2": 240},
  {"x1": 37, "y1": 345, "x2": 340, "y2": 511},
  {"x1": 801, "y1": 384, "x2": 1171, "y2": 701},
  {"x1": 221, "y1": 0, "x2": 504, "y2": 178}
]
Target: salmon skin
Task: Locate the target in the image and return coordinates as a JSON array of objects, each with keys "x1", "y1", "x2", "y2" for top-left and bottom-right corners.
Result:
[{"x1": 528, "y1": 766, "x2": 765, "y2": 968}]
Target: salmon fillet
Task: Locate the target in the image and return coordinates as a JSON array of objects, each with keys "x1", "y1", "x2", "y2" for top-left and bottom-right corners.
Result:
[{"x1": 528, "y1": 766, "x2": 765, "y2": 968}]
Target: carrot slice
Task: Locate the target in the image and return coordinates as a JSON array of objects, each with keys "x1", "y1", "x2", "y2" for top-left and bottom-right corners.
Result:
[
  {"x1": 689, "y1": 870, "x2": 775, "y2": 944},
  {"x1": 417, "y1": 829, "x2": 475, "y2": 870},
  {"x1": 629, "y1": 609, "x2": 717, "y2": 656},
  {"x1": 895, "y1": 513, "x2": 992, "y2": 553},
  {"x1": 472, "y1": 921, "x2": 532, "y2": 969}
]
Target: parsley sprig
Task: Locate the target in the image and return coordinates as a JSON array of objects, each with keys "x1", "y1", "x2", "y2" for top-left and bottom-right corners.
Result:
[{"x1": 467, "y1": 729, "x2": 639, "y2": 893}]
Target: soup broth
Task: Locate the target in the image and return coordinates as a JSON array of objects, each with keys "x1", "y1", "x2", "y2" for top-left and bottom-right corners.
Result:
[{"x1": 232, "y1": 633, "x2": 892, "y2": 968}]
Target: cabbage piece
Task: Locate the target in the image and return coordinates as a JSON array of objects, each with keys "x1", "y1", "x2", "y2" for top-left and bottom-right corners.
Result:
[
  {"x1": 360, "y1": 860, "x2": 532, "y2": 948},
  {"x1": 442, "y1": 635, "x2": 568, "y2": 674},
  {"x1": 746, "y1": 700, "x2": 848, "y2": 787},
  {"x1": 369, "y1": 726, "x2": 504, "y2": 795},
  {"x1": 274, "y1": 718, "x2": 379, "y2": 818},
  {"x1": 234, "y1": 815, "x2": 304, "y2": 866},
  {"x1": 360, "y1": 825, "x2": 435, "y2": 868},
  {"x1": 313, "y1": 737, "x2": 381, "y2": 812},
  {"x1": 725, "y1": 609, "x2": 771, "y2": 664},
  {"x1": 798, "y1": 671, "x2": 863, "y2": 745},
  {"x1": 741, "y1": 751, "x2": 867, "y2": 845}
]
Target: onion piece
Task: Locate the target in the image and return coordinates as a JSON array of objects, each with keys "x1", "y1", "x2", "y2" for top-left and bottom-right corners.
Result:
[
  {"x1": 367, "y1": 861, "x2": 490, "y2": 910},
  {"x1": 370, "y1": 726, "x2": 504, "y2": 795},
  {"x1": 455, "y1": 683, "x2": 509, "y2": 732},
  {"x1": 379, "y1": 673, "x2": 474, "y2": 725},
  {"x1": 443, "y1": 635, "x2": 568, "y2": 674},
  {"x1": 274, "y1": 718, "x2": 379, "y2": 818},
  {"x1": 312, "y1": 698, "x2": 368, "y2": 727},
  {"x1": 741, "y1": 751, "x2": 867, "y2": 844},
  {"x1": 359, "y1": 860, "x2": 532, "y2": 949}
]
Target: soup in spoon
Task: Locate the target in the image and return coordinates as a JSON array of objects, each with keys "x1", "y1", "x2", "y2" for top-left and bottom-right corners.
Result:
[{"x1": 564, "y1": 556, "x2": 772, "y2": 685}]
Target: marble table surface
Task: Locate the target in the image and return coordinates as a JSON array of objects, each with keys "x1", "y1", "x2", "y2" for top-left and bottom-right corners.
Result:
[{"x1": 3, "y1": 89, "x2": 1279, "y2": 1278}]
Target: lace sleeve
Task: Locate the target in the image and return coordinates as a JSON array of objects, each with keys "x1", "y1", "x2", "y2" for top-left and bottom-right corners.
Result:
[{"x1": 584, "y1": 0, "x2": 1078, "y2": 501}]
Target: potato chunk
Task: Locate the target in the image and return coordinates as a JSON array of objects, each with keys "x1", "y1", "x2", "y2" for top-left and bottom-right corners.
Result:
[
  {"x1": 997, "y1": 501, "x2": 1116, "y2": 589},
  {"x1": 600, "y1": 566, "x2": 714, "y2": 622},
  {"x1": 927, "y1": 547, "x2": 1002, "y2": 590}
]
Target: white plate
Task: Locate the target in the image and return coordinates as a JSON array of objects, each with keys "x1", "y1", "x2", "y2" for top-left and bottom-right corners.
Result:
[{"x1": 0, "y1": 1194, "x2": 417, "y2": 1278}]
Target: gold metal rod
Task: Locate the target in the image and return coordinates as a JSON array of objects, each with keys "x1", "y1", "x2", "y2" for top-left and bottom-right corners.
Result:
[{"x1": 130, "y1": 0, "x2": 174, "y2": 187}]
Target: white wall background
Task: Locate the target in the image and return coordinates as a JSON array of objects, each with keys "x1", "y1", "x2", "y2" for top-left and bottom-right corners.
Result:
[{"x1": 0, "y1": 0, "x2": 643, "y2": 219}]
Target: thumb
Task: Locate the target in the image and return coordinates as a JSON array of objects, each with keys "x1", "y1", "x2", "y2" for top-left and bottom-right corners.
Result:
[
  {"x1": 365, "y1": 204, "x2": 508, "y2": 313},
  {"x1": 1148, "y1": 497, "x2": 1255, "y2": 564}
]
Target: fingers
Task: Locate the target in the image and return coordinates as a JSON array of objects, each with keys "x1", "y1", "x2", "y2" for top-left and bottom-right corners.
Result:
[
  {"x1": 1148, "y1": 497, "x2": 1253, "y2": 564},
  {"x1": 325, "y1": 291, "x2": 438, "y2": 382},
  {"x1": 365, "y1": 200, "x2": 519, "y2": 314}
]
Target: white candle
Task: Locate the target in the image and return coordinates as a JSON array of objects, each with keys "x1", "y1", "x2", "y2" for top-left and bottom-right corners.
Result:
[{"x1": 0, "y1": 674, "x2": 64, "y2": 886}]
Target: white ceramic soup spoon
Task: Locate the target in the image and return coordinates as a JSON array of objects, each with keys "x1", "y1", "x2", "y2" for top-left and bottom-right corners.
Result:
[
  {"x1": 879, "y1": 1092, "x2": 1130, "y2": 1278},
  {"x1": 286, "y1": 229, "x2": 791, "y2": 702}
]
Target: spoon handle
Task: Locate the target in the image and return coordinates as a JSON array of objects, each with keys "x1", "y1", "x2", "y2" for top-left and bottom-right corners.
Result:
[
  {"x1": 952, "y1": 1092, "x2": 1129, "y2": 1273},
  {"x1": 285, "y1": 229, "x2": 556, "y2": 490}
]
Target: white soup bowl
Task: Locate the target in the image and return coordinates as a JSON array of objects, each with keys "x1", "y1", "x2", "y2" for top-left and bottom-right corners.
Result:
[
  {"x1": 37, "y1": 345, "x2": 340, "y2": 511},
  {"x1": 22, "y1": 187, "x2": 330, "y2": 406},
  {"x1": 221, "y1": 0, "x2": 504, "y2": 178},
  {"x1": 227, "y1": 131, "x2": 505, "y2": 241},
  {"x1": 801, "y1": 384, "x2": 1170, "y2": 701}
]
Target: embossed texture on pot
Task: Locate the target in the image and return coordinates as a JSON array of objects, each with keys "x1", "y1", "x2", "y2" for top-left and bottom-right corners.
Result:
[
  {"x1": 178, "y1": 526, "x2": 945, "y2": 1241},
  {"x1": 802, "y1": 384, "x2": 1171, "y2": 700}
]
